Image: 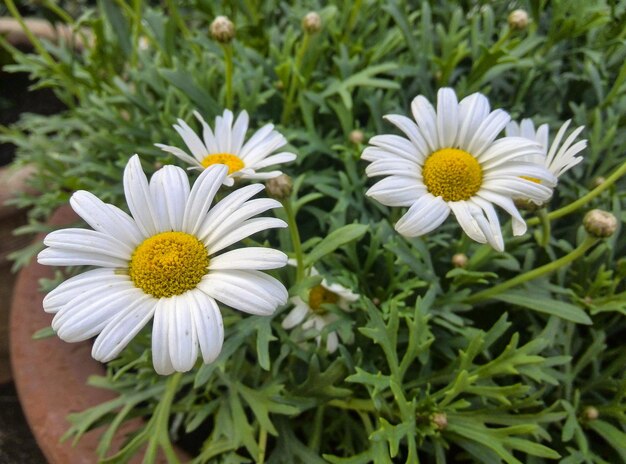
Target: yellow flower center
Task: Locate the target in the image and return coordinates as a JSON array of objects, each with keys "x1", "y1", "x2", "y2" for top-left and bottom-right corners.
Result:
[
  {"x1": 201, "y1": 153, "x2": 244, "y2": 175},
  {"x1": 128, "y1": 231, "x2": 209, "y2": 298},
  {"x1": 308, "y1": 285, "x2": 339, "y2": 314},
  {"x1": 422, "y1": 148, "x2": 483, "y2": 202}
]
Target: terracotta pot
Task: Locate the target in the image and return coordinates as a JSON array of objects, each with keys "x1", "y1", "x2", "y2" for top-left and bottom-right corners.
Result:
[
  {"x1": 10, "y1": 206, "x2": 190, "y2": 463},
  {"x1": 0, "y1": 17, "x2": 89, "y2": 50}
]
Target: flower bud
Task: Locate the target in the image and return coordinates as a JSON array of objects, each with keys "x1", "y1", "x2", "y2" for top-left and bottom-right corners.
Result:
[
  {"x1": 592, "y1": 176, "x2": 606, "y2": 188},
  {"x1": 582, "y1": 406, "x2": 599, "y2": 421},
  {"x1": 452, "y1": 253, "x2": 468, "y2": 268},
  {"x1": 265, "y1": 174, "x2": 293, "y2": 200},
  {"x1": 508, "y1": 9, "x2": 529, "y2": 30},
  {"x1": 583, "y1": 209, "x2": 618, "y2": 238},
  {"x1": 210, "y1": 16, "x2": 235, "y2": 43},
  {"x1": 514, "y1": 197, "x2": 541, "y2": 212},
  {"x1": 349, "y1": 129, "x2": 364, "y2": 145},
  {"x1": 302, "y1": 12, "x2": 322, "y2": 34},
  {"x1": 431, "y1": 412, "x2": 448, "y2": 430}
]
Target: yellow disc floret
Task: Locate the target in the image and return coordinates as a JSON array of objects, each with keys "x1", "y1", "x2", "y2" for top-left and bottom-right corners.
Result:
[
  {"x1": 129, "y1": 232, "x2": 209, "y2": 298},
  {"x1": 201, "y1": 153, "x2": 245, "y2": 175},
  {"x1": 422, "y1": 148, "x2": 483, "y2": 201},
  {"x1": 308, "y1": 285, "x2": 339, "y2": 314}
]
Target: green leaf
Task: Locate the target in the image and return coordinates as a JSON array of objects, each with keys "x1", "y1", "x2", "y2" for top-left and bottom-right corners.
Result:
[
  {"x1": 304, "y1": 224, "x2": 368, "y2": 267},
  {"x1": 493, "y1": 291, "x2": 592, "y2": 325},
  {"x1": 587, "y1": 420, "x2": 626, "y2": 462},
  {"x1": 32, "y1": 326, "x2": 55, "y2": 340}
]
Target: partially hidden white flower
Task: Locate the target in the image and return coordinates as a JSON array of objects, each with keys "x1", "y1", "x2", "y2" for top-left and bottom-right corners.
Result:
[
  {"x1": 282, "y1": 267, "x2": 359, "y2": 353},
  {"x1": 505, "y1": 118, "x2": 586, "y2": 181},
  {"x1": 38, "y1": 155, "x2": 289, "y2": 375},
  {"x1": 155, "y1": 109, "x2": 297, "y2": 187},
  {"x1": 362, "y1": 87, "x2": 557, "y2": 251}
]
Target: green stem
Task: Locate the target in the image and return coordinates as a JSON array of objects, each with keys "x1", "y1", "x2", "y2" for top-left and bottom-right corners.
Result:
[
  {"x1": 537, "y1": 208, "x2": 551, "y2": 248},
  {"x1": 281, "y1": 33, "x2": 311, "y2": 125},
  {"x1": 328, "y1": 398, "x2": 378, "y2": 413},
  {"x1": 527, "y1": 160, "x2": 626, "y2": 226},
  {"x1": 465, "y1": 236, "x2": 598, "y2": 304},
  {"x1": 283, "y1": 199, "x2": 304, "y2": 281},
  {"x1": 257, "y1": 427, "x2": 268, "y2": 464},
  {"x1": 4, "y1": 0, "x2": 55, "y2": 64},
  {"x1": 223, "y1": 43, "x2": 234, "y2": 109},
  {"x1": 143, "y1": 372, "x2": 183, "y2": 464}
]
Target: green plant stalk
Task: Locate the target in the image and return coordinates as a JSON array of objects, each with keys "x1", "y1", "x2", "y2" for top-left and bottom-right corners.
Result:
[
  {"x1": 527, "y1": 159, "x2": 626, "y2": 226},
  {"x1": 5, "y1": 0, "x2": 55, "y2": 64},
  {"x1": 223, "y1": 43, "x2": 235, "y2": 109},
  {"x1": 328, "y1": 398, "x2": 378, "y2": 413},
  {"x1": 465, "y1": 236, "x2": 599, "y2": 304},
  {"x1": 281, "y1": 33, "x2": 312, "y2": 125},
  {"x1": 257, "y1": 427, "x2": 268, "y2": 464},
  {"x1": 538, "y1": 208, "x2": 551, "y2": 248},
  {"x1": 282, "y1": 199, "x2": 305, "y2": 281},
  {"x1": 144, "y1": 372, "x2": 183, "y2": 464}
]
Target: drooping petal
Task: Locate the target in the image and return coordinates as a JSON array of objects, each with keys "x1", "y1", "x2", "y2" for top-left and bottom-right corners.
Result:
[
  {"x1": 282, "y1": 299, "x2": 310, "y2": 329},
  {"x1": 168, "y1": 294, "x2": 199, "y2": 372},
  {"x1": 395, "y1": 194, "x2": 450, "y2": 237},
  {"x1": 189, "y1": 292, "x2": 224, "y2": 364},
  {"x1": 152, "y1": 299, "x2": 175, "y2": 375}
]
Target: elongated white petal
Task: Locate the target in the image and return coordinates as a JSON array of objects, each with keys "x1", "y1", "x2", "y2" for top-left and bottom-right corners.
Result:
[
  {"x1": 282, "y1": 299, "x2": 310, "y2": 329},
  {"x1": 477, "y1": 190, "x2": 527, "y2": 236},
  {"x1": 168, "y1": 294, "x2": 198, "y2": 372},
  {"x1": 470, "y1": 198, "x2": 504, "y2": 252},
  {"x1": 436, "y1": 88, "x2": 459, "y2": 147},
  {"x1": 189, "y1": 292, "x2": 224, "y2": 364},
  {"x1": 174, "y1": 119, "x2": 208, "y2": 159},
  {"x1": 43, "y1": 229, "x2": 133, "y2": 260},
  {"x1": 411, "y1": 95, "x2": 438, "y2": 153},
  {"x1": 252, "y1": 152, "x2": 297, "y2": 169},
  {"x1": 155, "y1": 144, "x2": 203, "y2": 168},
  {"x1": 449, "y1": 201, "x2": 487, "y2": 243},
  {"x1": 395, "y1": 194, "x2": 450, "y2": 237},
  {"x1": 457, "y1": 93, "x2": 490, "y2": 148},
  {"x1": 199, "y1": 269, "x2": 287, "y2": 315},
  {"x1": 70, "y1": 191, "x2": 143, "y2": 247},
  {"x1": 207, "y1": 218, "x2": 287, "y2": 254},
  {"x1": 38, "y1": 247, "x2": 128, "y2": 268},
  {"x1": 152, "y1": 299, "x2": 175, "y2": 375},
  {"x1": 92, "y1": 295, "x2": 155, "y2": 362},
  {"x1": 149, "y1": 165, "x2": 190, "y2": 231},
  {"x1": 193, "y1": 111, "x2": 219, "y2": 153},
  {"x1": 182, "y1": 164, "x2": 228, "y2": 235},
  {"x1": 230, "y1": 110, "x2": 249, "y2": 155},
  {"x1": 215, "y1": 110, "x2": 234, "y2": 153},
  {"x1": 124, "y1": 155, "x2": 159, "y2": 237},
  {"x1": 383, "y1": 114, "x2": 430, "y2": 160},
  {"x1": 368, "y1": 134, "x2": 423, "y2": 163},
  {"x1": 209, "y1": 248, "x2": 288, "y2": 270},
  {"x1": 366, "y1": 175, "x2": 426, "y2": 207},
  {"x1": 365, "y1": 158, "x2": 420, "y2": 178},
  {"x1": 466, "y1": 109, "x2": 510, "y2": 157}
]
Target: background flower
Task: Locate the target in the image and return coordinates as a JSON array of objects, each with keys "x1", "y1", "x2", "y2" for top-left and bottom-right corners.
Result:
[{"x1": 156, "y1": 109, "x2": 297, "y2": 186}]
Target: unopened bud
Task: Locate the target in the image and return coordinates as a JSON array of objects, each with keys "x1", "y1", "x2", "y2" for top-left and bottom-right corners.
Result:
[
  {"x1": 349, "y1": 129, "x2": 364, "y2": 145},
  {"x1": 583, "y1": 406, "x2": 599, "y2": 421},
  {"x1": 592, "y1": 176, "x2": 606, "y2": 188},
  {"x1": 452, "y1": 253, "x2": 468, "y2": 268},
  {"x1": 265, "y1": 174, "x2": 293, "y2": 200},
  {"x1": 210, "y1": 16, "x2": 235, "y2": 43},
  {"x1": 302, "y1": 12, "x2": 322, "y2": 34},
  {"x1": 508, "y1": 9, "x2": 529, "y2": 30},
  {"x1": 583, "y1": 209, "x2": 618, "y2": 238},
  {"x1": 431, "y1": 412, "x2": 447, "y2": 430}
]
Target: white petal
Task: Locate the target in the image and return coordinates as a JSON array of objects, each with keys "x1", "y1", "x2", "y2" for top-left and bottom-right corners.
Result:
[
  {"x1": 470, "y1": 198, "x2": 504, "y2": 251},
  {"x1": 230, "y1": 110, "x2": 250, "y2": 155},
  {"x1": 215, "y1": 110, "x2": 234, "y2": 153},
  {"x1": 182, "y1": 164, "x2": 228, "y2": 235},
  {"x1": 174, "y1": 119, "x2": 208, "y2": 159},
  {"x1": 152, "y1": 300, "x2": 175, "y2": 375},
  {"x1": 168, "y1": 294, "x2": 198, "y2": 372},
  {"x1": 242, "y1": 133, "x2": 288, "y2": 165},
  {"x1": 282, "y1": 299, "x2": 310, "y2": 329},
  {"x1": 199, "y1": 269, "x2": 287, "y2": 316},
  {"x1": 457, "y1": 93, "x2": 491, "y2": 149},
  {"x1": 366, "y1": 175, "x2": 426, "y2": 207},
  {"x1": 207, "y1": 218, "x2": 287, "y2": 254},
  {"x1": 483, "y1": 176, "x2": 553, "y2": 203},
  {"x1": 411, "y1": 95, "x2": 438, "y2": 153},
  {"x1": 466, "y1": 109, "x2": 510, "y2": 158},
  {"x1": 477, "y1": 190, "x2": 527, "y2": 236},
  {"x1": 436, "y1": 88, "x2": 459, "y2": 147},
  {"x1": 37, "y1": 247, "x2": 128, "y2": 268},
  {"x1": 209, "y1": 248, "x2": 288, "y2": 270},
  {"x1": 365, "y1": 158, "x2": 419, "y2": 178},
  {"x1": 251, "y1": 152, "x2": 297, "y2": 169},
  {"x1": 124, "y1": 155, "x2": 159, "y2": 237},
  {"x1": 479, "y1": 137, "x2": 543, "y2": 170},
  {"x1": 383, "y1": 114, "x2": 430, "y2": 160},
  {"x1": 326, "y1": 331, "x2": 339, "y2": 353},
  {"x1": 189, "y1": 292, "x2": 224, "y2": 364},
  {"x1": 193, "y1": 110, "x2": 219, "y2": 154},
  {"x1": 368, "y1": 135, "x2": 423, "y2": 163},
  {"x1": 91, "y1": 295, "x2": 155, "y2": 362},
  {"x1": 70, "y1": 191, "x2": 143, "y2": 247},
  {"x1": 43, "y1": 268, "x2": 126, "y2": 313},
  {"x1": 43, "y1": 229, "x2": 133, "y2": 260},
  {"x1": 154, "y1": 143, "x2": 202, "y2": 168},
  {"x1": 149, "y1": 165, "x2": 190, "y2": 231},
  {"x1": 395, "y1": 194, "x2": 450, "y2": 236},
  {"x1": 238, "y1": 124, "x2": 275, "y2": 158},
  {"x1": 449, "y1": 201, "x2": 487, "y2": 243}
]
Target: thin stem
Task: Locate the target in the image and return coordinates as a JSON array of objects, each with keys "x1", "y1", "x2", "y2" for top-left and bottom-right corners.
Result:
[
  {"x1": 257, "y1": 427, "x2": 268, "y2": 464},
  {"x1": 223, "y1": 43, "x2": 234, "y2": 109},
  {"x1": 527, "y1": 159, "x2": 626, "y2": 226},
  {"x1": 281, "y1": 33, "x2": 311, "y2": 125},
  {"x1": 465, "y1": 236, "x2": 598, "y2": 304},
  {"x1": 4, "y1": 0, "x2": 55, "y2": 64},
  {"x1": 283, "y1": 199, "x2": 304, "y2": 281},
  {"x1": 537, "y1": 208, "x2": 551, "y2": 248},
  {"x1": 328, "y1": 398, "x2": 378, "y2": 413}
]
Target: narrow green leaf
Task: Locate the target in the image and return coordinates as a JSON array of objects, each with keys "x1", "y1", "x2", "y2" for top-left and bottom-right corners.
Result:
[
  {"x1": 493, "y1": 291, "x2": 592, "y2": 325},
  {"x1": 304, "y1": 224, "x2": 368, "y2": 267}
]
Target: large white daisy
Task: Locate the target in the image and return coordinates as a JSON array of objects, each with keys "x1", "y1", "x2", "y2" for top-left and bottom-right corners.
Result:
[
  {"x1": 38, "y1": 155, "x2": 288, "y2": 375},
  {"x1": 155, "y1": 109, "x2": 297, "y2": 187},
  {"x1": 506, "y1": 118, "x2": 586, "y2": 180},
  {"x1": 282, "y1": 267, "x2": 359, "y2": 353},
  {"x1": 362, "y1": 87, "x2": 557, "y2": 251}
]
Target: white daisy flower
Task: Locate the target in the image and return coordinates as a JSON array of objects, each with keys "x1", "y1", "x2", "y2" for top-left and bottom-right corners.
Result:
[
  {"x1": 505, "y1": 118, "x2": 586, "y2": 180},
  {"x1": 362, "y1": 87, "x2": 557, "y2": 251},
  {"x1": 155, "y1": 109, "x2": 297, "y2": 187},
  {"x1": 282, "y1": 267, "x2": 359, "y2": 353},
  {"x1": 37, "y1": 155, "x2": 288, "y2": 375}
]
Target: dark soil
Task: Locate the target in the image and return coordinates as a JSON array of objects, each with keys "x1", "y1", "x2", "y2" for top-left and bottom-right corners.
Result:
[{"x1": 0, "y1": 382, "x2": 46, "y2": 463}]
